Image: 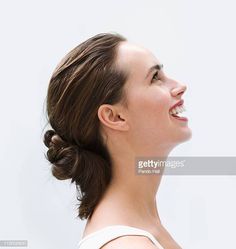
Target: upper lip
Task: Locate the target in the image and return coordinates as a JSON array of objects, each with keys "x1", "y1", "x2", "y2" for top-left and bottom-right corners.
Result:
[{"x1": 169, "y1": 99, "x2": 184, "y2": 111}]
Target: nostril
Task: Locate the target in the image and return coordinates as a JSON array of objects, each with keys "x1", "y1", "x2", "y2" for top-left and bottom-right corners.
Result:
[
  {"x1": 178, "y1": 89, "x2": 185, "y2": 96},
  {"x1": 171, "y1": 86, "x2": 186, "y2": 97}
]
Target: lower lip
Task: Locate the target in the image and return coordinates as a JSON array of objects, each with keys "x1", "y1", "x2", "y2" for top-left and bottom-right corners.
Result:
[{"x1": 170, "y1": 114, "x2": 188, "y2": 122}]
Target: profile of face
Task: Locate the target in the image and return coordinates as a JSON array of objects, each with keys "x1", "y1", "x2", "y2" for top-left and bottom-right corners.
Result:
[{"x1": 98, "y1": 41, "x2": 192, "y2": 157}]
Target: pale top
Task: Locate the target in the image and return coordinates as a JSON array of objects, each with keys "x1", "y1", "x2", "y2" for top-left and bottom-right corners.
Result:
[{"x1": 78, "y1": 225, "x2": 164, "y2": 249}]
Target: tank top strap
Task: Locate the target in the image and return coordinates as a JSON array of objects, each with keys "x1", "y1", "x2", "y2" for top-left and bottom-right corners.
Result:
[{"x1": 78, "y1": 225, "x2": 164, "y2": 249}]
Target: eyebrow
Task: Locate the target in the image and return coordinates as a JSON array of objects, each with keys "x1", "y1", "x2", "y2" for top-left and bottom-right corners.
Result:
[{"x1": 145, "y1": 63, "x2": 164, "y2": 79}]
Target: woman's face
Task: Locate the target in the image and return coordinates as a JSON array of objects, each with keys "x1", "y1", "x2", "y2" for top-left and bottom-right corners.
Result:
[{"x1": 116, "y1": 41, "x2": 192, "y2": 155}]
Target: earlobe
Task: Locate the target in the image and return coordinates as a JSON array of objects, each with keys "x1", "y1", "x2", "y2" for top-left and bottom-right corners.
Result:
[{"x1": 97, "y1": 104, "x2": 129, "y2": 131}]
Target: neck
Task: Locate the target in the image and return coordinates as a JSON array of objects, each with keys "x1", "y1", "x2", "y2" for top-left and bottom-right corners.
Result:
[{"x1": 96, "y1": 153, "x2": 169, "y2": 228}]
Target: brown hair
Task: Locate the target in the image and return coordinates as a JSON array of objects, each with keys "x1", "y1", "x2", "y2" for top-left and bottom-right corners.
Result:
[{"x1": 43, "y1": 32, "x2": 128, "y2": 220}]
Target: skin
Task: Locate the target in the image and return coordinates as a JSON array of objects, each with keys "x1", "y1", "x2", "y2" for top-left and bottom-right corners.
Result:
[{"x1": 83, "y1": 41, "x2": 192, "y2": 249}]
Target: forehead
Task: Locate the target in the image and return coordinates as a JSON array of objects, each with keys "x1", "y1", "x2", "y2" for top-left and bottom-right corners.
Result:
[{"x1": 116, "y1": 41, "x2": 160, "y2": 80}]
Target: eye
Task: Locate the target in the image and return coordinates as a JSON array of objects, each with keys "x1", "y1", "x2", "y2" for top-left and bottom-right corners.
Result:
[{"x1": 151, "y1": 71, "x2": 160, "y2": 83}]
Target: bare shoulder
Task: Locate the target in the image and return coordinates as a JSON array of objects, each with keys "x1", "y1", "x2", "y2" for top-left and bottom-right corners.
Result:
[{"x1": 100, "y1": 235, "x2": 159, "y2": 249}]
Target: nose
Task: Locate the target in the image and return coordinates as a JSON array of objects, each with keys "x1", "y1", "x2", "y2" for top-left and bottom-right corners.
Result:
[{"x1": 170, "y1": 82, "x2": 187, "y2": 98}]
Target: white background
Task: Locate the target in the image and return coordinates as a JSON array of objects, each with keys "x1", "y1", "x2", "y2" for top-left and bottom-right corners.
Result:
[{"x1": 0, "y1": 0, "x2": 236, "y2": 248}]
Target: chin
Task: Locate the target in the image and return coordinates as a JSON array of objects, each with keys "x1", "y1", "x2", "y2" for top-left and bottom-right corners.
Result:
[
  {"x1": 171, "y1": 127, "x2": 192, "y2": 146},
  {"x1": 178, "y1": 128, "x2": 192, "y2": 143}
]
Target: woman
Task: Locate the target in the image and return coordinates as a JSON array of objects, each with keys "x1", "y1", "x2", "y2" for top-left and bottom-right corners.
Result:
[{"x1": 43, "y1": 32, "x2": 192, "y2": 249}]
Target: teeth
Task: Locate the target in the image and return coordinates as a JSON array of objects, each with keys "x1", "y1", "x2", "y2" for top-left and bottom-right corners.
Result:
[
  {"x1": 176, "y1": 106, "x2": 181, "y2": 113},
  {"x1": 169, "y1": 105, "x2": 186, "y2": 115}
]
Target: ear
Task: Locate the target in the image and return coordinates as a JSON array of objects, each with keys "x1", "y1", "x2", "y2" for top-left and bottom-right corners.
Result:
[{"x1": 97, "y1": 104, "x2": 129, "y2": 131}]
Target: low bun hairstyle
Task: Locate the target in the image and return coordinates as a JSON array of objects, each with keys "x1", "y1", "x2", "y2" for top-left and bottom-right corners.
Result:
[{"x1": 43, "y1": 32, "x2": 128, "y2": 220}]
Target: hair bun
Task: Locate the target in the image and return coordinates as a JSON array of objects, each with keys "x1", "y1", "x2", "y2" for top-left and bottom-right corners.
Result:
[
  {"x1": 43, "y1": 129, "x2": 57, "y2": 148},
  {"x1": 44, "y1": 129, "x2": 67, "y2": 148},
  {"x1": 43, "y1": 129, "x2": 80, "y2": 180}
]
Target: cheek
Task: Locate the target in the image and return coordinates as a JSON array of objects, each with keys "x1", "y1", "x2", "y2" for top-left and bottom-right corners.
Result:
[{"x1": 128, "y1": 88, "x2": 171, "y2": 130}]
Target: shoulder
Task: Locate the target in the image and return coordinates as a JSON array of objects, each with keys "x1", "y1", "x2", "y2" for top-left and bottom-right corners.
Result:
[{"x1": 100, "y1": 235, "x2": 159, "y2": 249}]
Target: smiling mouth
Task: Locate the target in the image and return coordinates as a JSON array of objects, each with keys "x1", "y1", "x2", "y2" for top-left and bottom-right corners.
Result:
[{"x1": 169, "y1": 104, "x2": 188, "y2": 121}]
